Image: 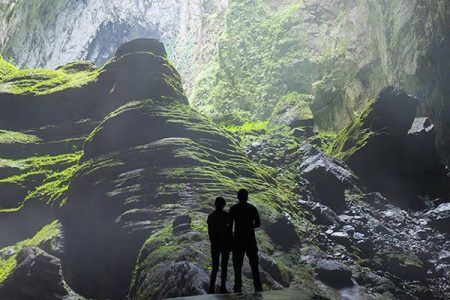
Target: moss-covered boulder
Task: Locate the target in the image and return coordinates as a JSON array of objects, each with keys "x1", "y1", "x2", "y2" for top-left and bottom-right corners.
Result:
[
  {"x1": 330, "y1": 87, "x2": 450, "y2": 208},
  {"x1": 269, "y1": 93, "x2": 314, "y2": 129}
]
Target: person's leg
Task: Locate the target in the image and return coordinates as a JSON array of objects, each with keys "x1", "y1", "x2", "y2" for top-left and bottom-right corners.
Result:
[
  {"x1": 246, "y1": 247, "x2": 263, "y2": 292},
  {"x1": 232, "y1": 249, "x2": 245, "y2": 293},
  {"x1": 220, "y1": 249, "x2": 230, "y2": 293},
  {"x1": 209, "y1": 247, "x2": 220, "y2": 293}
]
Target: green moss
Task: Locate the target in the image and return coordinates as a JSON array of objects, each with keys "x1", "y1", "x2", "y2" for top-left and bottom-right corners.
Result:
[
  {"x1": 272, "y1": 92, "x2": 314, "y2": 121},
  {"x1": 328, "y1": 99, "x2": 376, "y2": 160},
  {"x1": 0, "y1": 152, "x2": 82, "y2": 209},
  {"x1": 191, "y1": 0, "x2": 308, "y2": 123},
  {"x1": 26, "y1": 163, "x2": 81, "y2": 206},
  {"x1": 0, "y1": 220, "x2": 61, "y2": 283},
  {"x1": 222, "y1": 120, "x2": 269, "y2": 133},
  {"x1": 308, "y1": 131, "x2": 337, "y2": 152},
  {"x1": 0, "y1": 59, "x2": 99, "y2": 95},
  {"x1": 0, "y1": 57, "x2": 18, "y2": 81},
  {"x1": 0, "y1": 130, "x2": 41, "y2": 144}
]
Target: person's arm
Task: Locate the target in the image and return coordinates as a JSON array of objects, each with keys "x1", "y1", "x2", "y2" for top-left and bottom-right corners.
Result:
[
  {"x1": 253, "y1": 207, "x2": 261, "y2": 229},
  {"x1": 207, "y1": 215, "x2": 213, "y2": 243},
  {"x1": 229, "y1": 207, "x2": 235, "y2": 236}
]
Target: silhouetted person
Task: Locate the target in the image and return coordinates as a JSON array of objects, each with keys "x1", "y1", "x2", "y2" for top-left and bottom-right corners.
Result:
[
  {"x1": 207, "y1": 197, "x2": 232, "y2": 294},
  {"x1": 230, "y1": 189, "x2": 263, "y2": 293}
]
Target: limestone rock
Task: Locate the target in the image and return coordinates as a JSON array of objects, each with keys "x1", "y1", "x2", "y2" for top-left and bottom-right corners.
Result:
[
  {"x1": 300, "y1": 143, "x2": 355, "y2": 211},
  {"x1": 0, "y1": 247, "x2": 78, "y2": 300},
  {"x1": 315, "y1": 259, "x2": 353, "y2": 288}
]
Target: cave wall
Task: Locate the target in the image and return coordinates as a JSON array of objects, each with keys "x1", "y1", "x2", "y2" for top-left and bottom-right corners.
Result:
[
  {"x1": 1, "y1": 0, "x2": 450, "y2": 162},
  {"x1": 0, "y1": 0, "x2": 228, "y2": 93}
]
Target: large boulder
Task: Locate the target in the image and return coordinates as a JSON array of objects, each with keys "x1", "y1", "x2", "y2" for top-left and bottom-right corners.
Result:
[
  {"x1": 0, "y1": 247, "x2": 77, "y2": 300},
  {"x1": 315, "y1": 259, "x2": 353, "y2": 288},
  {"x1": 330, "y1": 87, "x2": 450, "y2": 208},
  {"x1": 427, "y1": 203, "x2": 450, "y2": 234},
  {"x1": 403, "y1": 118, "x2": 450, "y2": 197},
  {"x1": 300, "y1": 144, "x2": 355, "y2": 211}
]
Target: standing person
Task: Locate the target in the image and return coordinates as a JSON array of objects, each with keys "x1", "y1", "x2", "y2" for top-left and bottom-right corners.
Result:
[
  {"x1": 207, "y1": 197, "x2": 232, "y2": 294},
  {"x1": 229, "y1": 189, "x2": 263, "y2": 293}
]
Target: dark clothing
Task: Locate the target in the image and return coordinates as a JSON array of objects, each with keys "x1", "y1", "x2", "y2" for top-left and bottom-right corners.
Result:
[
  {"x1": 229, "y1": 202, "x2": 262, "y2": 292},
  {"x1": 229, "y1": 202, "x2": 261, "y2": 249},
  {"x1": 207, "y1": 210, "x2": 232, "y2": 292},
  {"x1": 207, "y1": 210, "x2": 232, "y2": 248},
  {"x1": 210, "y1": 246, "x2": 230, "y2": 291},
  {"x1": 232, "y1": 247, "x2": 262, "y2": 292}
]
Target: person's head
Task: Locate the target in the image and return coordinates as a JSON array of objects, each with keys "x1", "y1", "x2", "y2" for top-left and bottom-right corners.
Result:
[
  {"x1": 215, "y1": 197, "x2": 226, "y2": 210},
  {"x1": 237, "y1": 189, "x2": 249, "y2": 203}
]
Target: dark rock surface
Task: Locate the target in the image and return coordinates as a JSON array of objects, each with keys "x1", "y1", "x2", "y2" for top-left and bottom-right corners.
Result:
[
  {"x1": 299, "y1": 144, "x2": 355, "y2": 211},
  {"x1": 315, "y1": 259, "x2": 353, "y2": 288},
  {"x1": 331, "y1": 87, "x2": 450, "y2": 209},
  {"x1": 427, "y1": 203, "x2": 450, "y2": 234},
  {"x1": 0, "y1": 247, "x2": 78, "y2": 300}
]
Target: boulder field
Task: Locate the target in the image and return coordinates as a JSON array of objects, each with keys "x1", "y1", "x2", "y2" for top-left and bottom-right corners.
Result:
[{"x1": 0, "y1": 39, "x2": 449, "y2": 299}]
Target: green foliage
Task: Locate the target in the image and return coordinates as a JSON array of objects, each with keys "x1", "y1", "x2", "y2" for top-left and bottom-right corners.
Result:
[
  {"x1": 222, "y1": 119, "x2": 269, "y2": 133},
  {"x1": 0, "y1": 57, "x2": 17, "y2": 81},
  {"x1": 191, "y1": 0, "x2": 307, "y2": 123},
  {"x1": 0, "y1": 130, "x2": 41, "y2": 144},
  {"x1": 0, "y1": 152, "x2": 82, "y2": 209},
  {"x1": 0, "y1": 59, "x2": 98, "y2": 95},
  {"x1": 329, "y1": 100, "x2": 375, "y2": 159},
  {"x1": 272, "y1": 92, "x2": 314, "y2": 121},
  {"x1": 308, "y1": 131, "x2": 337, "y2": 153},
  {"x1": 0, "y1": 220, "x2": 61, "y2": 283}
]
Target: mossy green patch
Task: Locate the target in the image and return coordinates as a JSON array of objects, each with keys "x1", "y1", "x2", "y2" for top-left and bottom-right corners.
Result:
[
  {"x1": 0, "y1": 220, "x2": 61, "y2": 283},
  {"x1": 328, "y1": 99, "x2": 376, "y2": 160},
  {"x1": 0, "y1": 130, "x2": 41, "y2": 144},
  {"x1": 223, "y1": 120, "x2": 269, "y2": 133},
  {"x1": 0, "y1": 152, "x2": 82, "y2": 209},
  {"x1": 308, "y1": 131, "x2": 337, "y2": 153},
  {"x1": 0, "y1": 57, "x2": 17, "y2": 81},
  {"x1": 0, "y1": 60, "x2": 99, "y2": 95},
  {"x1": 271, "y1": 92, "x2": 314, "y2": 121}
]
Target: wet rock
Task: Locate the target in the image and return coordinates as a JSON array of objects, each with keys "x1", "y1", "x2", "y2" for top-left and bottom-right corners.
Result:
[
  {"x1": 310, "y1": 202, "x2": 339, "y2": 226},
  {"x1": 173, "y1": 215, "x2": 192, "y2": 236},
  {"x1": 259, "y1": 253, "x2": 290, "y2": 287},
  {"x1": 427, "y1": 203, "x2": 450, "y2": 234},
  {"x1": 134, "y1": 261, "x2": 209, "y2": 299},
  {"x1": 330, "y1": 87, "x2": 450, "y2": 209},
  {"x1": 0, "y1": 247, "x2": 76, "y2": 300},
  {"x1": 330, "y1": 231, "x2": 351, "y2": 248},
  {"x1": 364, "y1": 192, "x2": 390, "y2": 209},
  {"x1": 300, "y1": 144, "x2": 355, "y2": 211},
  {"x1": 383, "y1": 252, "x2": 426, "y2": 281},
  {"x1": 403, "y1": 117, "x2": 450, "y2": 198},
  {"x1": 315, "y1": 259, "x2": 353, "y2": 288},
  {"x1": 266, "y1": 216, "x2": 301, "y2": 251},
  {"x1": 115, "y1": 38, "x2": 167, "y2": 58}
]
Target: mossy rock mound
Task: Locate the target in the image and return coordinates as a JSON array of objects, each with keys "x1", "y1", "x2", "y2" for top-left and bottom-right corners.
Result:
[
  {"x1": 115, "y1": 38, "x2": 167, "y2": 58},
  {"x1": 269, "y1": 92, "x2": 314, "y2": 130},
  {"x1": 63, "y1": 98, "x2": 294, "y2": 298},
  {"x1": 0, "y1": 39, "x2": 184, "y2": 132}
]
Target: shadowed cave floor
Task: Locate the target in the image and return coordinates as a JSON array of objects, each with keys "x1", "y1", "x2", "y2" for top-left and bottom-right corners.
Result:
[{"x1": 168, "y1": 284, "x2": 378, "y2": 300}]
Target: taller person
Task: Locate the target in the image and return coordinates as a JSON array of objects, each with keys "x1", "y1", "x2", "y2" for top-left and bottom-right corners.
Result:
[{"x1": 229, "y1": 189, "x2": 263, "y2": 293}]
